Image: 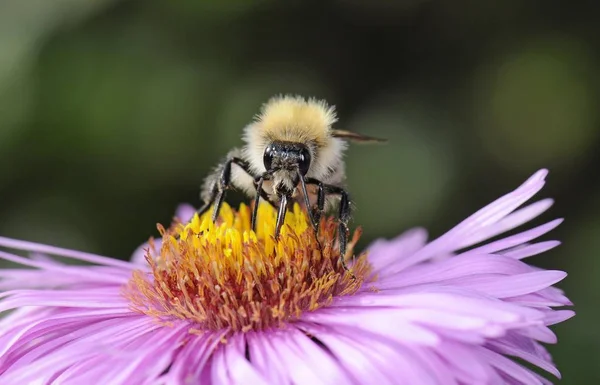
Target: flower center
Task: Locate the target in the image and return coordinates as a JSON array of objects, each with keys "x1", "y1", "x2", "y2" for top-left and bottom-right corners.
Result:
[{"x1": 125, "y1": 202, "x2": 371, "y2": 332}]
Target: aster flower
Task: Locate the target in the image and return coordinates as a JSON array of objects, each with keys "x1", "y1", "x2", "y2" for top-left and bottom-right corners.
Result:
[{"x1": 0, "y1": 169, "x2": 573, "y2": 385}]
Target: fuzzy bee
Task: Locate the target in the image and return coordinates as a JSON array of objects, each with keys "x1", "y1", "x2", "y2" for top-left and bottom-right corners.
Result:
[{"x1": 198, "y1": 95, "x2": 385, "y2": 271}]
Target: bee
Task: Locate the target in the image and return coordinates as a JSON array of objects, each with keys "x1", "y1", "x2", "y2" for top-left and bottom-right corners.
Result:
[{"x1": 198, "y1": 95, "x2": 385, "y2": 272}]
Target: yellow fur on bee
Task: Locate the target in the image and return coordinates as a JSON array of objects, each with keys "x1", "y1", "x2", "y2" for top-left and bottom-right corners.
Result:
[{"x1": 252, "y1": 95, "x2": 337, "y2": 147}]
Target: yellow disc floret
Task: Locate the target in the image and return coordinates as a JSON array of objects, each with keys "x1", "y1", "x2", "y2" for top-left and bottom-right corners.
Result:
[{"x1": 125, "y1": 202, "x2": 370, "y2": 332}]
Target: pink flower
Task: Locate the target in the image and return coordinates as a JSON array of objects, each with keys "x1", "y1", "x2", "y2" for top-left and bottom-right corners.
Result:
[{"x1": 0, "y1": 169, "x2": 573, "y2": 384}]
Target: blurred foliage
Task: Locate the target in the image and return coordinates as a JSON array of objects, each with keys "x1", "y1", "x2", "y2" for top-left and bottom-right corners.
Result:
[{"x1": 0, "y1": 0, "x2": 598, "y2": 382}]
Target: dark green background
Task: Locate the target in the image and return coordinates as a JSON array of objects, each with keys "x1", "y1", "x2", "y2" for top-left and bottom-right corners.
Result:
[{"x1": 0, "y1": 1, "x2": 597, "y2": 383}]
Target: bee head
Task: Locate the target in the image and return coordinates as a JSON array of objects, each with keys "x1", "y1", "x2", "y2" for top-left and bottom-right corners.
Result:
[
  {"x1": 242, "y1": 95, "x2": 348, "y2": 182},
  {"x1": 263, "y1": 141, "x2": 311, "y2": 195},
  {"x1": 263, "y1": 141, "x2": 311, "y2": 175}
]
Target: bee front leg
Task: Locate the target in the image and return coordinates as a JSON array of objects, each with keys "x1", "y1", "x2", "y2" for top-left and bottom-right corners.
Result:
[
  {"x1": 251, "y1": 173, "x2": 277, "y2": 232},
  {"x1": 274, "y1": 193, "x2": 290, "y2": 240},
  {"x1": 197, "y1": 157, "x2": 253, "y2": 223},
  {"x1": 197, "y1": 183, "x2": 217, "y2": 218},
  {"x1": 251, "y1": 177, "x2": 264, "y2": 232}
]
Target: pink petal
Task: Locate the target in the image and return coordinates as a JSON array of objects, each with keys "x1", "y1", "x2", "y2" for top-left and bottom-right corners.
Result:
[
  {"x1": 245, "y1": 331, "x2": 290, "y2": 385},
  {"x1": 62, "y1": 323, "x2": 188, "y2": 384},
  {"x1": 293, "y1": 326, "x2": 394, "y2": 385},
  {"x1": 259, "y1": 328, "x2": 355, "y2": 385},
  {"x1": 303, "y1": 308, "x2": 441, "y2": 346},
  {"x1": 221, "y1": 333, "x2": 270, "y2": 385},
  {"x1": 478, "y1": 348, "x2": 545, "y2": 385},
  {"x1": 366, "y1": 227, "x2": 428, "y2": 277},
  {"x1": 211, "y1": 340, "x2": 233, "y2": 385},
  {"x1": 543, "y1": 310, "x2": 575, "y2": 326},
  {"x1": 130, "y1": 238, "x2": 167, "y2": 267},
  {"x1": 487, "y1": 337, "x2": 560, "y2": 378},
  {"x1": 397, "y1": 169, "x2": 548, "y2": 268},
  {"x1": 501, "y1": 241, "x2": 561, "y2": 259},
  {"x1": 0, "y1": 251, "x2": 129, "y2": 286},
  {"x1": 405, "y1": 347, "x2": 460, "y2": 385},
  {"x1": 0, "y1": 310, "x2": 133, "y2": 359},
  {"x1": 160, "y1": 329, "x2": 228, "y2": 384},
  {"x1": 299, "y1": 323, "x2": 445, "y2": 385},
  {"x1": 0, "y1": 237, "x2": 134, "y2": 269},
  {"x1": 505, "y1": 293, "x2": 569, "y2": 308},
  {"x1": 458, "y1": 219, "x2": 563, "y2": 257},
  {"x1": 1, "y1": 316, "x2": 159, "y2": 383},
  {"x1": 457, "y1": 199, "x2": 554, "y2": 249},
  {"x1": 334, "y1": 290, "x2": 545, "y2": 324},
  {"x1": 175, "y1": 203, "x2": 197, "y2": 223},
  {"x1": 376, "y1": 254, "x2": 534, "y2": 289},
  {"x1": 449, "y1": 271, "x2": 567, "y2": 298},
  {"x1": 0, "y1": 289, "x2": 129, "y2": 312},
  {"x1": 515, "y1": 325, "x2": 557, "y2": 344},
  {"x1": 434, "y1": 341, "x2": 494, "y2": 383}
]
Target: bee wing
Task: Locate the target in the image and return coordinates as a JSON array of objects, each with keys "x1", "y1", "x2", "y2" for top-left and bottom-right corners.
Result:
[{"x1": 331, "y1": 129, "x2": 387, "y2": 144}]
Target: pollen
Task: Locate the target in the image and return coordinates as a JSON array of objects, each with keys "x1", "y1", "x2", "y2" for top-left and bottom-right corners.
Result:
[{"x1": 125, "y1": 202, "x2": 371, "y2": 332}]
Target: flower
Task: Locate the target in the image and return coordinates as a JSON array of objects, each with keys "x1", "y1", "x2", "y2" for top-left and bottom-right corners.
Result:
[{"x1": 0, "y1": 169, "x2": 573, "y2": 385}]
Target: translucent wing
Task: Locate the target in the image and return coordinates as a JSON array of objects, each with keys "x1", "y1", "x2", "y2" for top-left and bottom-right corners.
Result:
[{"x1": 331, "y1": 129, "x2": 387, "y2": 143}]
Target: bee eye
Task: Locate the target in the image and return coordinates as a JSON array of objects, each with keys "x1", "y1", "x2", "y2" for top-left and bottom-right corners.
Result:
[
  {"x1": 263, "y1": 146, "x2": 274, "y2": 171},
  {"x1": 298, "y1": 147, "x2": 311, "y2": 176}
]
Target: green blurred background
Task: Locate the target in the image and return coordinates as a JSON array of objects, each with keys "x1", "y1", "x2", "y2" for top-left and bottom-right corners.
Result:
[{"x1": 0, "y1": 0, "x2": 597, "y2": 382}]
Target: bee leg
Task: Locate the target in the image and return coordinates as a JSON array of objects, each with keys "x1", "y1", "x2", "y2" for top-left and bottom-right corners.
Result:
[
  {"x1": 204, "y1": 157, "x2": 253, "y2": 223},
  {"x1": 299, "y1": 175, "x2": 327, "y2": 253},
  {"x1": 274, "y1": 194, "x2": 290, "y2": 240},
  {"x1": 304, "y1": 177, "x2": 325, "y2": 234},
  {"x1": 251, "y1": 177, "x2": 263, "y2": 232},
  {"x1": 336, "y1": 189, "x2": 353, "y2": 275},
  {"x1": 298, "y1": 173, "x2": 319, "y2": 232},
  {"x1": 251, "y1": 174, "x2": 278, "y2": 232},
  {"x1": 298, "y1": 175, "x2": 326, "y2": 259},
  {"x1": 258, "y1": 189, "x2": 278, "y2": 208},
  {"x1": 197, "y1": 183, "x2": 217, "y2": 217},
  {"x1": 323, "y1": 185, "x2": 355, "y2": 278},
  {"x1": 314, "y1": 181, "x2": 325, "y2": 230}
]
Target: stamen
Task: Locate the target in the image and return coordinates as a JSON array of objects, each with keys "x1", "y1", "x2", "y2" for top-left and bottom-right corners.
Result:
[{"x1": 125, "y1": 202, "x2": 371, "y2": 332}]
